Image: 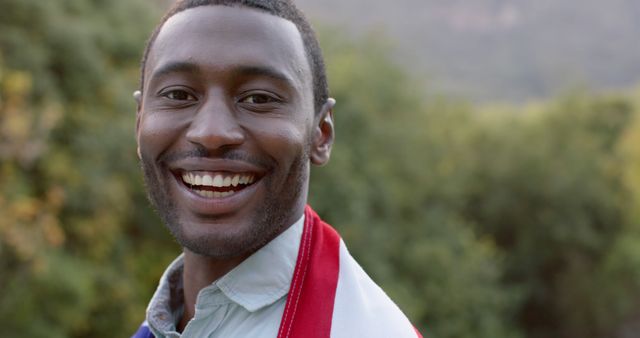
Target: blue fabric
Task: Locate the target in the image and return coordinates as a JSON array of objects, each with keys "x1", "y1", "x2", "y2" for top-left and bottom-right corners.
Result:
[{"x1": 131, "y1": 324, "x2": 154, "y2": 338}]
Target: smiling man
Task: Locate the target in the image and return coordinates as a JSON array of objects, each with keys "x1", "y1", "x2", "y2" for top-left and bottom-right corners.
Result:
[{"x1": 131, "y1": 1, "x2": 421, "y2": 337}]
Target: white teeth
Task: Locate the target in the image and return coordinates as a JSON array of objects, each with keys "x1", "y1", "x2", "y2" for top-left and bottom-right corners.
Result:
[
  {"x1": 182, "y1": 172, "x2": 257, "y2": 188},
  {"x1": 193, "y1": 189, "x2": 237, "y2": 199},
  {"x1": 194, "y1": 190, "x2": 213, "y2": 198},
  {"x1": 202, "y1": 175, "x2": 213, "y2": 186},
  {"x1": 212, "y1": 174, "x2": 223, "y2": 187}
]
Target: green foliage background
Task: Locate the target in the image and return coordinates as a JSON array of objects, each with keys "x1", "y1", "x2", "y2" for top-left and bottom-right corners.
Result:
[{"x1": 2, "y1": 1, "x2": 640, "y2": 337}]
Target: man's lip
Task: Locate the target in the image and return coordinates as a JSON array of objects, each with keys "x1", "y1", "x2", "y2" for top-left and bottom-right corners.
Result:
[{"x1": 168, "y1": 158, "x2": 267, "y2": 174}]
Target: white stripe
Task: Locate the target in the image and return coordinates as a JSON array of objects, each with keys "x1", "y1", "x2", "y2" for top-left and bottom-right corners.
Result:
[{"x1": 330, "y1": 239, "x2": 417, "y2": 337}]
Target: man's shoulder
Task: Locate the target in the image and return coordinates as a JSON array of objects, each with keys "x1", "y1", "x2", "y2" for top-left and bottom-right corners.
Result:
[
  {"x1": 309, "y1": 209, "x2": 419, "y2": 337},
  {"x1": 330, "y1": 240, "x2": 418, "y2": 337}
]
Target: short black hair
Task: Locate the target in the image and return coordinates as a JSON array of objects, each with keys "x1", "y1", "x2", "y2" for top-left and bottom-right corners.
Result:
[{"x1": 139, "y1": 0, "x2": 328, "y2": 115}]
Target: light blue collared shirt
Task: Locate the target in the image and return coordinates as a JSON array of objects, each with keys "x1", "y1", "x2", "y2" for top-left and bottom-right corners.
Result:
[{"x1": 146, "y1": 215, "x2": 304, "y2": 338}]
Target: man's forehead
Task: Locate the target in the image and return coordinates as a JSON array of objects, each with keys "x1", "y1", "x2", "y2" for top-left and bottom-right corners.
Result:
[{"x1": 145, "y1": 5, "x2": 310, "y2": 89}]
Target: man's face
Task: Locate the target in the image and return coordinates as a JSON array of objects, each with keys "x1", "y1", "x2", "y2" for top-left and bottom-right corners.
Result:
[{"x1": 136, "y1": 6, "x2": 328, "y2": 258}]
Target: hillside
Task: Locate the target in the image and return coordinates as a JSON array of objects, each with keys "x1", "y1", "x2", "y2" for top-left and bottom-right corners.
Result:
[{"x1": 296, "y1": 0, "x2": 640, "y2": 102}]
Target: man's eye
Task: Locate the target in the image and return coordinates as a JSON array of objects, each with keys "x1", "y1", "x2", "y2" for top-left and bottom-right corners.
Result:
[
  {"x1": 162, "y1": 90, "x2": 196, "y2": 101},
  {"x1": 240, "y1": 94, "x2": 278, "y2": 104}
]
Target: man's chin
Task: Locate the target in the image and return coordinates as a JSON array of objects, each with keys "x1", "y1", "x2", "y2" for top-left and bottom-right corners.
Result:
[
  {"x1": 179, "y1": 236, "x2": 254, "y2": 259},
  {"x1": 168, "y1": 216, "x2": 281, "y2": 259},
  {"x1": 167, "y1": 230, "x2": 232, "y2": 259}
]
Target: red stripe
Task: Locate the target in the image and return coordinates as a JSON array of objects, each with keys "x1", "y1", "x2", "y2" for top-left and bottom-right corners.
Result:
[{"x1": 277, "y1": 206, "x2": 341, "y2": 338}]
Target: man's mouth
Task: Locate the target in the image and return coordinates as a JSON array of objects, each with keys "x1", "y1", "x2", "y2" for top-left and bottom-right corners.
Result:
[{"x1": 178, "y1": 171, "x2": 258, "y2": 198}]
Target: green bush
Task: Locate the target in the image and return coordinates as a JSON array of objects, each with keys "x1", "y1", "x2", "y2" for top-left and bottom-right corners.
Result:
[{"x1": 2, "y1": 2, "x2": 640, "y2": 337}]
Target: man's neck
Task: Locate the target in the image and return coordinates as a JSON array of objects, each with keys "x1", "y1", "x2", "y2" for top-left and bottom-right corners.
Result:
[
  {"x1": 178, "y1": 249, "x2": 249, "y2": 332},
  {"x1": 176, "y1": 207, "x2": 306, "y2": 332}
]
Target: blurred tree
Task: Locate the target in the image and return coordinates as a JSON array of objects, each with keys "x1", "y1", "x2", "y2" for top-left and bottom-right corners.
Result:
[
  {"x1": 461, "y1": 93, "x2": 640, "y2": 338},
  {"x1": 0, "y1": 1, "x2": 176, "y2": 337},
  {"x1": 310, "y1": 31, "x2": 523, "y2": 338},
  {"x1": 2, "y1": 1, "x2": 640, "y2": 338}
]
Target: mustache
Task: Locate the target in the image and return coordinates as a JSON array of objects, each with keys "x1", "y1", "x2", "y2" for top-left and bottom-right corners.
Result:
[{"x1": 158, "y1": 147, "x2": 273, "y2": 169}]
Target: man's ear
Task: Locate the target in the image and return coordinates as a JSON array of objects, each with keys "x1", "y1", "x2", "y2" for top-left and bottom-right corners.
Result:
[
  {"x1": 133, "y1": 90, "x2": 143, "y2": 159},
  {"x1": 310, "y1": 98, "x2": 336, "y2": 166}
]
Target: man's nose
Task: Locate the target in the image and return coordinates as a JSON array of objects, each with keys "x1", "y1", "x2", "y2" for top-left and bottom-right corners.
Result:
[{"x1": 185, "y1": 93, "x2": 245, "y2": 150}]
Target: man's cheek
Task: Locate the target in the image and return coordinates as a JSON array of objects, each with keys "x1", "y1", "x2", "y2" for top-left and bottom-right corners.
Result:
[
  {"x1": 259, "y1": 123, "x2": 308, "y2": 153},
  {"x1": 138, "y1": 115, "x2": 182, "y2": 157}
]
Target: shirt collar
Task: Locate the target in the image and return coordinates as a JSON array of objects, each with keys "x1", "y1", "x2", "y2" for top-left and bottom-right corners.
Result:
[
  {"x1": 147, "y1": 254, "x2": 185, "y2": 334},
  {"x1": 215, "y1": 214, "x2": 304, "y2": 311},
  {"x1": 146, "y1": 214, "x2": 304, "y2": 332}
]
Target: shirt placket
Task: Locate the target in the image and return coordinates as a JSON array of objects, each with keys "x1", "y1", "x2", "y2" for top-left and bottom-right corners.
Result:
[{"x1": 181, "y1": 285, "x2": 232, "y2": 338}]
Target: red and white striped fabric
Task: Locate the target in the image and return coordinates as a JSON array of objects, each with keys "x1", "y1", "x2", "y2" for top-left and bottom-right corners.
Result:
[{"x1": 277, "y1": 206, "x2": 423, "y2": 338}]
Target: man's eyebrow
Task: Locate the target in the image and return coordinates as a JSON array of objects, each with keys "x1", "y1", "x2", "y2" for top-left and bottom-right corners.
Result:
[
  {"x1": 233, "y1": 65, "x2": 296, "y2": 88},
  {"x1": 150, "y1": 61, "x2": 201, "y2": 80},
  {"x1": 149, "y1": 62, "x2": 297, "y2": 88}
]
